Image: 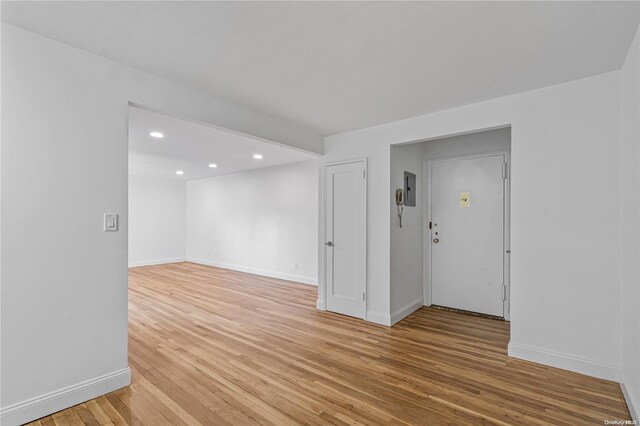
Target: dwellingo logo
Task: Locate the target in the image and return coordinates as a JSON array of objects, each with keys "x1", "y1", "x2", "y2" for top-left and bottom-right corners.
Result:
[{"x1": 603, "y1": 421, "x2": 638, "y2": 425}]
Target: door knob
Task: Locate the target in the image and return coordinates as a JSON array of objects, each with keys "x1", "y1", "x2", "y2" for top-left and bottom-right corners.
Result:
[
  {"x1": 325, "y1": 241, "x2": 334, "y2": 247},
  {"x1": 432, "y1": 238, "x2": 439, "y2": 243}
]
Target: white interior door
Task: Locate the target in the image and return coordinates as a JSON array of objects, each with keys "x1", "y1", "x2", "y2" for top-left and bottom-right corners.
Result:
[
  {"x1": 430, "y1": 154, "x2": 506, "y2": 317},
  {"x1": 325, "y1": 161, "x2": 366, "y2": 319}
]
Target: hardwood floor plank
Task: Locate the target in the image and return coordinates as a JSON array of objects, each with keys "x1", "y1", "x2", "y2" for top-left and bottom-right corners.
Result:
[
  {"x1": 83, "y1": 399, "x2": 114, "y2": 426},
  {"x1": 27, "y1": 262, "x2": 629, "y2": 425}
]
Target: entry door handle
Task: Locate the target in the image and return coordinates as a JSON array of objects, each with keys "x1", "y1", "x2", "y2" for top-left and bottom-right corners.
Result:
[{"x1": 325, "y1": 241, "x2": 334, "y2": 247}]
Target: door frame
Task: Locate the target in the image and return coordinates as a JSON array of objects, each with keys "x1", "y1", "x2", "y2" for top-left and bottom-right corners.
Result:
[
  {"x1": 320, "y1": 158, "x2": 368, "y2": 320},
  {"x1": 423, "y1": 150, "x2": 511, "y2": 320}
]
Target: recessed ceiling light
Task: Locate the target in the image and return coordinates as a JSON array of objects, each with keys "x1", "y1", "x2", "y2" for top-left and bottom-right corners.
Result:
[
  {"x1": 150, "y1": 131, "x2": 164, "y2": 138},
  {"x1": 253, "y1": 154, "x2": 263, "y2": 159},
  {"x1": 176, "y1": 170, "x2": 184, "y2": 175},
  {"x1": 208, "y1": 163, "x2": 218, "y2": 168}
]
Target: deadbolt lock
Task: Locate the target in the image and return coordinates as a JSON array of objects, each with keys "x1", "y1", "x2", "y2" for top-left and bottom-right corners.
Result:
[{"x1": 432, "y1": 238, "x2": 439, "y2": 244}]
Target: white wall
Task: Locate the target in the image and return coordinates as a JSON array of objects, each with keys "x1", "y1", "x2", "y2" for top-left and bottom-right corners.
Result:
[
  {"x1": 390, "y1": 143, "x2": 424, "y2": 324},
  {"x1": 423, "y1": 127, "x2": 511, "y2": 161},
  {"x1": 620, "y1": 25, "x2": 640, "y2": 420},
  {"x1": 0, "y1": 25, "x2": 322, "y2": 426},
  {"x1": 128, "y1": 175, "x2": 186, "y2": 267},
  {"x1": 321, "y1": 71, "x2": 623, "y2": 381},
  {"x1": 186, "y1": 161, "x2": 319, "y2": 285}
]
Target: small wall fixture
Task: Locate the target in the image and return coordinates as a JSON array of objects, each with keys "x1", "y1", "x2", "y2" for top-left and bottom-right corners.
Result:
[
  {"x1": 208, "y1": 163, "x2": 218, "y2": 168},
  {"x1": 150, "y1": 131, "x2": 164, "y2": 138},
  {"x1": 395, "y1": 188, "x2": 405, "y2": 228},
  {"x1": 253, "y1": 154, "x2": 263, "y2": 159},
  {"x1": 404, "y1": 171, "x2": 416, "y2": 207},
  {"x1": 176, "y1": 170, "x2": 184, "y2": 175}
]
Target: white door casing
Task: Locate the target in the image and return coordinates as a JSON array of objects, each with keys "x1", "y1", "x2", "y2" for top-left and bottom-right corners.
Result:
[
  {"x1": 428, "y1": 153, "x2": 507, "y2": 317},
  {"x1": 325, "y1": 160, "x2": 367, "y2": 319}
]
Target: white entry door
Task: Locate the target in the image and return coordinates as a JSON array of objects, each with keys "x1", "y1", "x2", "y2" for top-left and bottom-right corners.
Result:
[
  {"x1": 325, "y1": 160, "x2": 366, "y2": 319},
  {"x1": 429, "y1": 154, "x2": 506, "y2": 317}
]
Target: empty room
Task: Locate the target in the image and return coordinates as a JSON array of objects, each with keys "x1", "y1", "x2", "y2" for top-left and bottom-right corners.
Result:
[
  {"x1": 127, "y1": 105, "x2": 319, "y2": 282},
  {"x1": 1, "y1": 2, "x2": 639, "y2": 425}
]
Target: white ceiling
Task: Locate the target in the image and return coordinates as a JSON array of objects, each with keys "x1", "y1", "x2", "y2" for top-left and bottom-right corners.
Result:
[
  {"x1": 3, "y1": 2, "x2": 639, "y2": 135},
  {"x1": 128, "y1": 106, "x2": 317, "y2": 181}
]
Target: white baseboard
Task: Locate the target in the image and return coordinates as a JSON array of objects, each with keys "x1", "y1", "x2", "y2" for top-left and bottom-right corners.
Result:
[
  {"x1": 0, "y1": 368, "x2": 131, "y2": 426},
  {"x1": 391, "y1": 299, "x2": 423, "y2": 325},
  {"x1": 316, "y1": 299, "x2": 326, "y2": 310},
  {"x1": 128, "y1": 257, "x2": 185, "y2": 268},
  {"x1": 186, "y1": 257, "x2": 317, "y2": 286},
  {"x1": 620, "y1": 373, "x2": 639, "y2": 421},
  {"x1": 508, "y1": 342, "x2": 620, "y2": 382},
  {"x1": 366, "y1": 310, "x2": 391, "y2": 326}
]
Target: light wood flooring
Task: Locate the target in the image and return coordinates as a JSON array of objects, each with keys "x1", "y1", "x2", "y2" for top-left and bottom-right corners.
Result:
[{"x1": 28, "y1": 262, "x2": 629, "y2": 425}]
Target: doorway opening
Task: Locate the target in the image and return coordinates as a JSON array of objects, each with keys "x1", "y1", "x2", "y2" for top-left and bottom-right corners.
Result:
[
  {"x1": 390, "y1": 127, "x2": 511, "y2": 323},
  {"x1": 127, "y1": 103, "x2": 321, "y2": 286}
]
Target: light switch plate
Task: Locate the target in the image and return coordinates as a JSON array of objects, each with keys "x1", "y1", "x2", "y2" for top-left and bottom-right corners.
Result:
[{"x1": 104, "y1": 213, "x2": 118, "y2": 231}]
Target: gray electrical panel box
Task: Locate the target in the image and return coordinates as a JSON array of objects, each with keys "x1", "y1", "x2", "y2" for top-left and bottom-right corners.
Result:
[{"x1": 404, "y1": 171, "x2": 416, "y2": 207}]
